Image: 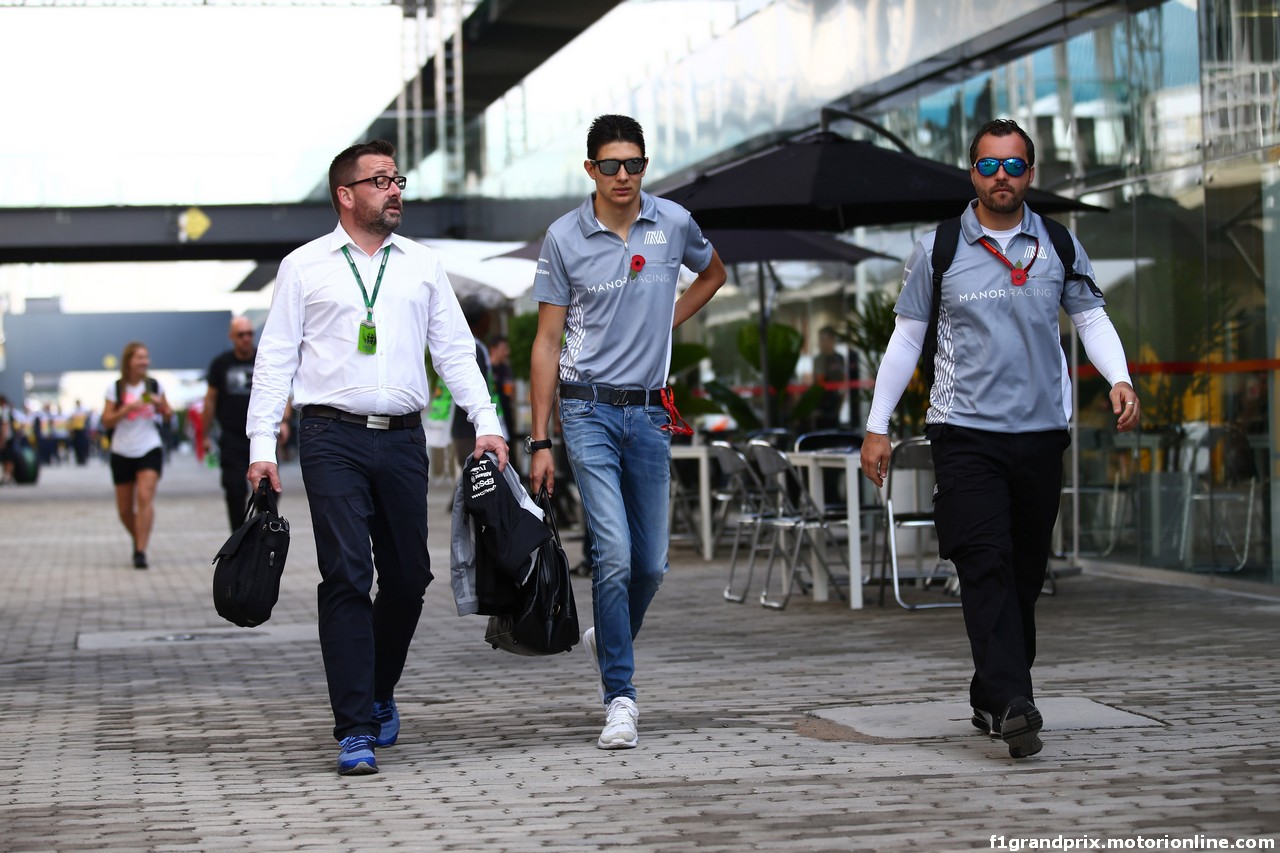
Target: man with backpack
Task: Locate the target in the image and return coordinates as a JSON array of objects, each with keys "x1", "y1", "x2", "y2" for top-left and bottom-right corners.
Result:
[{"x1": 859, "y1": 119, "x2": 1140, "y2": 759}]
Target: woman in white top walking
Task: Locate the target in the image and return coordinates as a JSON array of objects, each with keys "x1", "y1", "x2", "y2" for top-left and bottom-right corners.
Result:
[{"x1": 101, "y1": 341, "x2": 172, "y2": 569}]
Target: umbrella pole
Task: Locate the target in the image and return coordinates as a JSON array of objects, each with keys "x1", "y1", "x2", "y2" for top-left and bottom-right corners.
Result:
[{"x1": 757, "y1": 260, "x2": 771, "y2": 430}]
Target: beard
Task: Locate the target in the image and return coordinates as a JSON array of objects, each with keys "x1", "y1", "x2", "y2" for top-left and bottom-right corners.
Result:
[
  {"x1": 977, "y1": 182, "x2": 1026, "y2": 216},
  {"x1": 360, "y1": 203, "x2": 402, "y2": 236}
]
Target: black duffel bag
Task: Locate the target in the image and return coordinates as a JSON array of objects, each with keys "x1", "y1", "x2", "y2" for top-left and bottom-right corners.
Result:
[
  {"x1": 212, "y1": 480, "x2": 290, "y2": 627},
  {"x1": 485, "y1": 488, "x2": 579, "y2": 656}
]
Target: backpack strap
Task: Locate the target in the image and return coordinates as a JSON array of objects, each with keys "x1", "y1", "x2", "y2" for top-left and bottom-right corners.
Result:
[
  {"x1": 921, "y1": 216, "x2": 962, "y2": 389},
  {"x1": 1041, "y1": 216, "x2": 1103, "y2": 298},
  {"x1": 920, "y1": 215, "x2": 1102, "y2": 390}
]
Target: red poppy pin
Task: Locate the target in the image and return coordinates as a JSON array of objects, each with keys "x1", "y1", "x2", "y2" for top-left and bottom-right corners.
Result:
[
  {"x1": 630, "y1": 255, "x2": 645, "y2": 280},
  {"x1": 1011, "y1": 263, "x2": 1027, "y2": 286}
]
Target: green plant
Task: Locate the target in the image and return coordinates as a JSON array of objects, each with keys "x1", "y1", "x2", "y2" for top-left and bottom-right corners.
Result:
[
  {"x1": 842, "y1": 290, "x2": 927, "y2": 437},
  {"x1": 702, "y1": 320, "x2": 823, "y2": 432},
  {"x1": 507, "y1": 312, "x2": 539, "y2": 382},
  {"x1": 668, "y1": 342, "x2": 721, "y2": 417}
]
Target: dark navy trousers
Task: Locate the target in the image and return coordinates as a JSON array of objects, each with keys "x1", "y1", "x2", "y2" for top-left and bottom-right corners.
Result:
[
  {"x1": 298, "y1": 416, "x2": 431, "y2": 741},
  {"x1": 927, "y1": 425, "x2": 1070, "y2": 716}
]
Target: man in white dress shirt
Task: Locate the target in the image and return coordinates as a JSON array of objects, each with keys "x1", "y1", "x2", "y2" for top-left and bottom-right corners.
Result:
[{"x1": 247, "y1": 139, "x2": 506, "y2": 776}]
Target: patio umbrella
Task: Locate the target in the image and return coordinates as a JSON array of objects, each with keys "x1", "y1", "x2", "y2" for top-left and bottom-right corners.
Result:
[
  {"x1": 492, "y1": 229, "x2": 892, "y2": 265},
  {"x1": 657, "y1": 130, "x2": 1102, "y2": 231},
  {"x1": 490, "y1": 229, "x2": 897, "y2": 429},
  {"x1": 699, "y1": 230, "x2": 895, "y2": 430}
]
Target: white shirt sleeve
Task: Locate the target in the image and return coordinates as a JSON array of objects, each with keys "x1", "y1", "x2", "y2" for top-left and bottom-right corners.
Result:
[
  {"x1": 247, "y1": 256, "x2": 304, "y2": 464},
  {"x1": 1070, "y1": 307, "x2": 1133, "y2": 387},
  {"x1": 865, "y1": 315, "x2": 928, "y2": 435}
]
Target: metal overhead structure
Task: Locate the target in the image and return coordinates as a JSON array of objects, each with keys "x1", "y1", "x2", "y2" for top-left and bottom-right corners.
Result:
[
  {"x1": 0, "y1": 0, "x2": 622, "y2": 275},
  {"x1": 0, "y1": 197, "x2": 575, "y2": 267},
  {"x1": 366, "y1": 0, "x2": 625, "y2": 198}
]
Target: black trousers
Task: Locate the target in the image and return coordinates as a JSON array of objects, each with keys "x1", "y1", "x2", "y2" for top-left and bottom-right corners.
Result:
[
  {"x1": 219, "y1": 440, "x2": 251, "y2": 532},
  {"x1": 927, "y1": 425, "x2": 1069, "y2": 715},
  {"x1": 299, "y1": 416, "x2": 432, "y2": 741}
]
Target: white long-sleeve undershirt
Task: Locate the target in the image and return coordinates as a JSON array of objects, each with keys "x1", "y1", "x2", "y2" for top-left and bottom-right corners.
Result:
[{"x1": 864, "y1": 307, "x2": 1132, "y2": 435}]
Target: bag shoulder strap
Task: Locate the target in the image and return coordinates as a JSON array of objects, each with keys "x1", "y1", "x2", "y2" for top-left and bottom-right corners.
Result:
[
  {"x1": 920, "y1": 216, "x2": 963, "y2": 389},
  {"x1": 921, "y1": 214, "x2": 1103, "y2": 390},
  {"x1": 113, "y1": 376, "x2": 158, "y2": 400},
  {"x1": 1041, "y1": 215, "x2": 1104, "y2": 298}
]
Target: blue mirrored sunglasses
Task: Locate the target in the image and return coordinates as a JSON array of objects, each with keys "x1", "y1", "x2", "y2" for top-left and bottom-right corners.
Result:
[{"x1": 974, "y1": 157, "x2": 1029, "y2": 177}]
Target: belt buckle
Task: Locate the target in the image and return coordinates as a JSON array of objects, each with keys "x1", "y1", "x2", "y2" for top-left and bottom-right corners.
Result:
[
  {"x1": 366, "y1": 415, "x2": 391, "y2": 430},
  {"x1": 608, "y1": 388, "x2": 629, "y2": 406}
]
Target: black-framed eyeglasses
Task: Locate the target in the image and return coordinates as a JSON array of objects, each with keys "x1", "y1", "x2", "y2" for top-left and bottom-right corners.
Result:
[
  {"x1": 590, "y1": 157, "x2": 648, "y2": 176},
  {"x1": 973, "y1": 157, "x2": 1029, "y2": 178},
  {"x1": 345, "y1": 175, "x2": 407, "y2": 191}
]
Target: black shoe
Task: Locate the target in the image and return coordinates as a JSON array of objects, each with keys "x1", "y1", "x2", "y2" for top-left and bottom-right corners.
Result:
[
  {"x1": 970, "y1": 707, "x2": 1001, "y2": 737},
  {"x1": 1000, "y1": 697, "x2": 1043, "y2": 758},
  {"x1": 133, "y1": 550, "x2": 148, "y2": 570}
]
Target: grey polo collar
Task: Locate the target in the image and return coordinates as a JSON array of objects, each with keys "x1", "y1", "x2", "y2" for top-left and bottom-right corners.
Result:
[
  {"x1": 575, "y1": 191, "x2": 660, "y2": 239},
  {"x1": 959, "y1": 199, "x2": 1035, "y2": 245}
]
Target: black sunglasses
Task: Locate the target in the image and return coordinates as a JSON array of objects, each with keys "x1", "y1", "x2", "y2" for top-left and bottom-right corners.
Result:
[{"x1": 591, "y1": 157, "x2": 648, "y2": 176}]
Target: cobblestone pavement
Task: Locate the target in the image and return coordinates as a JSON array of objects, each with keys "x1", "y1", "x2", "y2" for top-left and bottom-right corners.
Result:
[{"x1": 2, "y1": 454, "x2": 1278, "y2": 852}]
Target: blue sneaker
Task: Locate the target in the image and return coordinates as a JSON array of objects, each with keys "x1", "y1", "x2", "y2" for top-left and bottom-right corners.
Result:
[
  {"x1": 373, "y1": 699, "x2": 399, "y2": 747},
  {"x1": 336, "y1": 734, "x2": 377, "y2": 775}
]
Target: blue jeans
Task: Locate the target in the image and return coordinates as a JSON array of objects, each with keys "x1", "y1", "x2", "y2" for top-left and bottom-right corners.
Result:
[
  {"x1": 299, "y1": 417, "x2": 431, "y2": 741},
  {"x1": 561, "y1": 395, "x2": 671, "y2": 705}
]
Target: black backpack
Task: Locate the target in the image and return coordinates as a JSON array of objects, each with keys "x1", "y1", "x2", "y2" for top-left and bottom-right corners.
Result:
[
  {"x1": 212, "y1": 481, "x2": 291, "y2": 627},
  {"x1": 104, "y1": 376, "x2": 159, "y2": 441},
  {"x1": 920, "y1": 215, "x2": 1102, "y2": 388}
]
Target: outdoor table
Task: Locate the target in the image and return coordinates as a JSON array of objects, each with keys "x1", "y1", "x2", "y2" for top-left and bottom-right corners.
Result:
[
  {"x1": 787, "y1": 448, "x2": 865, "y2": 609},
  {"x1": 670, "y1": 443, "x2": 714, "y2": 561}
]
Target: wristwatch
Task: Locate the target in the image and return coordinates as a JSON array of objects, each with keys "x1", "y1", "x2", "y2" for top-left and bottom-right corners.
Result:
[{"x1": 524, "y1": 437, "x2": 553, "y2": 454}]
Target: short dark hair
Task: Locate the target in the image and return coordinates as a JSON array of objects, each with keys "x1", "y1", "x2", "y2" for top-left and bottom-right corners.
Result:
[
  {"x1": 968, "y1": 119, "x2": 1035, "y2": 168},
  {"x1": 328, "y1": 139, "x2": 396, "y2": 212},
  {"x1": 586, "y1": 114, "x2": 645, "y2": 160},
  {"x1": 458, "y1": 295, "x2": 490, "y2": 330}
]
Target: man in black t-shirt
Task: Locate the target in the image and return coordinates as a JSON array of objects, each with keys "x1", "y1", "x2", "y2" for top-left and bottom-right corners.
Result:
[
  {"x1": 203, "y1": 317, "x2": 262, "y2": 531},
  {"x1": 450, "y1": 298, "x2": 499, "y2": 471}
]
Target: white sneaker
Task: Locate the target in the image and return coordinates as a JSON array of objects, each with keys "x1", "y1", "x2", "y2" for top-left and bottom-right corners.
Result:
[
  {"x1": 597, "y1": 697, "x2": 639, "y2": 750},
  {"x1": 583, "y1": 627, "x2": 605, "y2": 705}
]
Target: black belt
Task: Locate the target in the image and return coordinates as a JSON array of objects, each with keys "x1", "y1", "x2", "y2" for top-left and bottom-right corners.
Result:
[
  {"x1": 301, "y1": 405, "x2": 422, "y2": 430},
  {"x1": 559, "y1": 383, "x2": 663, "y2": 407}
]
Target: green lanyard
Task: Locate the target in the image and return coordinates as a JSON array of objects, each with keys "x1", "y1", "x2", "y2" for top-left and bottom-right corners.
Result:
[{"x1": 341, "y1": 245, "x2": 390, "y2": 322}]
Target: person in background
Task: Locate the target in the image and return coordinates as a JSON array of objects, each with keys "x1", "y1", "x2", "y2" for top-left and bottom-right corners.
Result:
[
  {"x1": 203, "y1": 316, "x2": 293, "y2": 532},
  {"x1": 488, "y1": 334, "x2": 517, "y2": 442},
  {"x1": 859, "y1": 118, "x2": 1139, "y2": 759},
  {"x1": 450, "y1": 298, "x2": 502, "y2": 471},
  {"x1": 69, "y1": 400, "x2": 91, "y2": 466},
  {"x1": 811, "y1": 325, "x2": 847, "y2": 429},
  {"x1": 0, "y1": 395, "x2": 14, "y2": 485},
  {"x1": 246, "y1": 139, "x2": 505, "y2": 776},
  {"x1": 528, "y1": 114, "x2": 726, "y2": 750},
  {"x1": 101, "y1": 341, "x2": 173, "y2": 569}
]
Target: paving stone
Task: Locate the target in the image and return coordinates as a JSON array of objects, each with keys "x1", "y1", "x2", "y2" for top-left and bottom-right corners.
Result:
[{"x1": 2, "y1": 456, "x2": 1280, "y2": 849}]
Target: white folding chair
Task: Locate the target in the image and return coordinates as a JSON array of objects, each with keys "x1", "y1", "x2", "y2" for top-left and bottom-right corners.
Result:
[
  {"x1": 878, "y1": 436, "x2": 960, "y2": 610},
  {"x1": 1178, "y1": 424, "x2": 1260, "y2": 572},
  {"x1": 712, "y1": 441, "x2": 775, "y2": 603},
  {"x1": 747, "y1": 440, "x2": 849, "y2": 610}
]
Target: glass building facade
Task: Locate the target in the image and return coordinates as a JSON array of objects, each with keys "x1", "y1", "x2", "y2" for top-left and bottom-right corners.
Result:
[{"x1": 450, "y1": 0, "x2": 1278, "y2": 587}]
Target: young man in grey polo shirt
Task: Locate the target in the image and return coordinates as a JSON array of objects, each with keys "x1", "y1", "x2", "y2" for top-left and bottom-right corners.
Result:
[
  {"x1": 528, "y1": 114, "x2": 726, "y2": 750},
  {"x1": 861, "y1": 118, "x2": 1140, "y2": 759}
]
